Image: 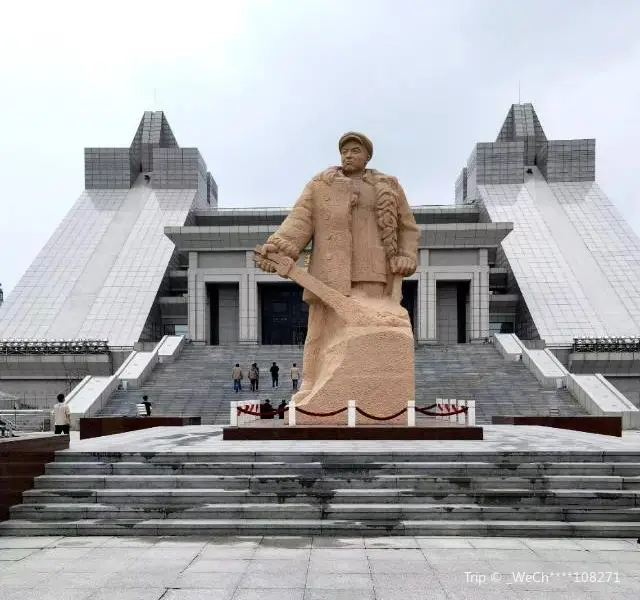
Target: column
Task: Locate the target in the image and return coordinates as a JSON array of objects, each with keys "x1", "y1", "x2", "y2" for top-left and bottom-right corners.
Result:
[
  {"x1": 417, "y1": 270, "x2": 428, "y2": 343},
  {"x1": 187, "y1": 252, "x2": 200, "y2": 342},
  {"x1": 239, "y1": 272, "x2": 258, "y2": 345},
  {"x1": 247, "y1": 272, "x2": 258, "y2": 343},
  {"x1": 478, "y1": 250, "x2": 490, "y2": 339},
  {"x1": 195, "y1": 276, "x2": 207, "y2": 342},
  {"x1": 426, "y1": 271, "x2": 437, "y2": 341},
  {"x1": 478, "y1": 268, "x2": 490, "y2": 339},
  {"x1": 470, "y1": 271, "x2": 484, "y2": 342}
]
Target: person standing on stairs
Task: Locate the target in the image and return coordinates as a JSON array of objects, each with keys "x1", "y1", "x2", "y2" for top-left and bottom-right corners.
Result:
[
  {"x1": 232, "y1": 363, "x2": 243, "y2": 393},
  {"x1": 249, "y1": 363, "x2": 259, "y2": 392},
  {"x1": 270, "y1": 362, "x2": 279, "y2": 388},
  {"x1": 290, "y1": 363, "x2": 300, "y2": 391}
]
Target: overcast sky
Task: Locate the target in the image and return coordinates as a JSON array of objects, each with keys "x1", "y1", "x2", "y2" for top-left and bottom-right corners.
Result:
[{"x1": 1, "y1": 0, "x2": 639, "y2": 295}]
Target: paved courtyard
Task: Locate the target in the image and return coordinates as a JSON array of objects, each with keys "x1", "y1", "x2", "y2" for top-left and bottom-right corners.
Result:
[
  {"x1": 65, "y1": 424, "x2": 640, "y2": 454},
  {"x1": 0, "y1": 534, "x2": 639, "y2": 599}
]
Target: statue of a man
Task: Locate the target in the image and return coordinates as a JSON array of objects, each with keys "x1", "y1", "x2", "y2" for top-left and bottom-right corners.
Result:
[{"x1": 256, "y1": 132, "x2": 419, "y2": 405}]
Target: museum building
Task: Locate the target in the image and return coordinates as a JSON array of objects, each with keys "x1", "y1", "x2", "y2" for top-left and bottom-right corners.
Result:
[{"x1": 1, "y1": 104, "x2": 640, "y2": 354}]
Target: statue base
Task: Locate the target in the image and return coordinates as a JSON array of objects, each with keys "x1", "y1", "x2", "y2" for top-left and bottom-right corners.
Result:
[
  {"x1": 223, "y1": 423, "x2": 484, "y2": 441},
  {"x1": 292, "y1": 324, "x2": 415, "y2": 426}
]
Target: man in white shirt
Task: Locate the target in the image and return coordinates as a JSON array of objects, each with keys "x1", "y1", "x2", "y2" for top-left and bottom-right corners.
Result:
[
  {"x1": 52, "y1": 394, "x2": 71, "y2": 434},
  {"x1": 290, "y1": 363, "x2": 301, "y2": 391}
]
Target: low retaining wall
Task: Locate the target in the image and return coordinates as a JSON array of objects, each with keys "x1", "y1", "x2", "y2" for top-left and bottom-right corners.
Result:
[
  {"x1": 79, "y1": 416, "x2": 201, "y2": 440},
  {"x1": 0, "y1": 434, "x2": 69, "y2": 521},
  {"x1": 491, "y1": 415, "x2": 622, "y2": 437}
]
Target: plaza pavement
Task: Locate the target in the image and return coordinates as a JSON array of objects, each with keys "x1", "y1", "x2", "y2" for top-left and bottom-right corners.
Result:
[
  {"x1": 0, "y1": 534, "x2": 639, "y2": 599},
  {"x1": 1, "y1": 426, "x2": 640, "y2": 598}
]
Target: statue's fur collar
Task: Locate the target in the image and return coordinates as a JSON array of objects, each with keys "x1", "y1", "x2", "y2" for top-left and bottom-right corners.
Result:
[{"x1": 313, "y1": 166, "x2": 396, "y2": 188}]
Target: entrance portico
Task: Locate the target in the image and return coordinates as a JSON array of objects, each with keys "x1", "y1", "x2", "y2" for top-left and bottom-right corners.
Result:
[{"x1": 164, "y1": 207, "x2": 512, "y2": 346}]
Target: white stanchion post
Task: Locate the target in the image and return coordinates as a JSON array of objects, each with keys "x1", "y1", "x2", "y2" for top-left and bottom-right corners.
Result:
[
  {"x1": 407, "y1": 400, "x2": 415, "y2": 427},
  {"x1": 230, "y1": 401, "x2": 238, "y2": 426},
  {"x1": 289, "y1": 399, "x2": 296, "y2": 426},
  {"x1": 456, "y1": 399, "x2": 465, "y2": 425},
  {"x1": 468, "y1": 400, "x2": 476, "y2": 426},
  {"x1": 348, "y1": 400, "x2": 356, "y2": 427}
]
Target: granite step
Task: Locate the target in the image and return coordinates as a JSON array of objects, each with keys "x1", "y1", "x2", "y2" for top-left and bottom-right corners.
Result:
[
  {"x1": 51, "y1": 451, "x2": 640, "y2": 463},
  {"x1": 21, "y1": 487, "x2": 640, "y2": 507},
  {"x1": 43, "y1": 461, "x2": 640, "y2": 477},
  {"x1": 11, "y1": 503, "x2": 640, "y2": 522},
  {"x1": 3, "y1": 518, "x2": 640, "y2": 537},
  {"x1": 29, "y1": 474, "x2": 640, "y2": 492}
]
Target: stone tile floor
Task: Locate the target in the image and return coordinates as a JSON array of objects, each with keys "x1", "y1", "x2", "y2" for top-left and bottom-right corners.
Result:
[{"x1": 0, "y1": 535, "x2": 638, "y2": 599}]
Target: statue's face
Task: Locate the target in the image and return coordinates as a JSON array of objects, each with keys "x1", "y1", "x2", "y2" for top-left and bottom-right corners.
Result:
[{"x1": 340, "y1": 140, "x2": 368, "y2": 175}]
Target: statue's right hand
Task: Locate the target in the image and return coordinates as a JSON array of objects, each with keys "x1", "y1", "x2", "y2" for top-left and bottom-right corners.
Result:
[{"x1": 255, "y1": 242, "x2": 279, "y2": 273}]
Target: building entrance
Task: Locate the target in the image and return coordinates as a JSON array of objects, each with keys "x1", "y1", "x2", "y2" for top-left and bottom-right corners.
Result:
[
  {"x1": 401, "y1": 280, "x2": 417, "y2": 335},
  {"x1": 259, "y1": 281, "x2": 417, "y2": 345},
  {"x1": 260, "y1": 283, "x2": 308, "y2": 345},
  {"x1": 436, "y1": 281, "x2": 470, "y2": 343}
]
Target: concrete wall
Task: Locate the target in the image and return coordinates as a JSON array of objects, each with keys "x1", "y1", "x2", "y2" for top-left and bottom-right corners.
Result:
[
  {"x1": 606, "y1": 376, "x2": 640, "y2": 409},
  {"x1": 218, "y1": 285, "x2": 239, "y2": 344},
  {"x1": 430, "y1": 250, "x2": 479, "y2": 267},
  {"x1": 199, "y1": 252, "x2": 246, "y2": 269},
  {"x1": 436, "y1": 284, "x2": 458, "y2": 344}
]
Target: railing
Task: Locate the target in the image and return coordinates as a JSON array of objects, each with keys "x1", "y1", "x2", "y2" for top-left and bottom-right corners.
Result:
[
  {"x1": 0, "y1": 392, "x2": 76, "y2": 411},
  {"x1": 572, "y1": 337, "x2": 640, "y2": 353},
  {"x1": 0, "y1": 339, "x2": 109, "y2": 355},
  {"x1": 0, "y1": 410, "x2": 51, "y2": 433},
  {"x1": 230, "y1": 398, "x2": 476, "y2": 427}
]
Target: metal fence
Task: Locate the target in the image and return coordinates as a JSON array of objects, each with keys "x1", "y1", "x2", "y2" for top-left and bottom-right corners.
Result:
[
  {"x1": 0, "y1": 339, "x2": 109, "y2": 355},
  {"x1": 572, "y1": 337, "x2": 640, "y2": 353}
]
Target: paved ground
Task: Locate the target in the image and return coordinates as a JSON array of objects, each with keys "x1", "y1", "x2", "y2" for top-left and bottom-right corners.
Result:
[
  {"x1": 67, "y1": 425, "x2": 640, "y2": 454},
  {"x1": 0, "y1": 535, "x2": 638, "y2": 599}
]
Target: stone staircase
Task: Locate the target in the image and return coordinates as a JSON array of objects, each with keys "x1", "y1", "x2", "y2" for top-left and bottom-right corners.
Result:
[
  {"x1": 98, "y1": 345, "x2": 304, "y2": 424},
  {"x1": 415, "y1": 344, "x2": 585, "y2": 423},
  {"x1": 3, "y1": 449, "x2": 640, "y2": 537},
  {"x1": 97, "y1": 343, "x2": 585, "y2": 425}
]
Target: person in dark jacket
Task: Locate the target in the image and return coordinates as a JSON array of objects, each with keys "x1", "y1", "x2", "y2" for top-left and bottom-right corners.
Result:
[
  {"x1": 278, "y1": 399, "x2": 287, "y2": 419},
  {"x1": 270, "y1": 362, "x2": 279, "y2": 388},
  {"x1": 261, "y1": 399, "x2": 274, "y2": 419}
]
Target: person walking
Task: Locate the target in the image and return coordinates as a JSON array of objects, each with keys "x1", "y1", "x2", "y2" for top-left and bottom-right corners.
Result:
[
  {"x1": 141, "y1": 395, "x2": 152, "y2": 416},
  {"x1": 270, "y1": 362, "x2": 279, "y2": 388},
  {"x1": 232, "y1": 363, "x2": 243, "y2": 393},
  {"x1": 290, "y1": 363, "x2": 301, "y2": 391},
  {"x1": 249, "y1": 363, "x2": 259, "y2": 392},
  {"x1": 254, "y1": 363, "x2": 260, "y2": 390},
  {"x1": 52, "y1": 394, "x2": 70, "y2": 435}
]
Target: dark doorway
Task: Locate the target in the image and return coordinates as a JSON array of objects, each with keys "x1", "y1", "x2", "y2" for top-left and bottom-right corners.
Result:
[
  {"x1": 260, "y1": 283, "x2": 308, "y2": 345},
  {"x1": 401, "y1": 280, "x2": 417, "y2": 334},
  {"x1": 456, "y1": 281, "x2": 470, "y2": 343},
  {"x1": 208, "y1": 284, "x2": 219, "y2": 345}
]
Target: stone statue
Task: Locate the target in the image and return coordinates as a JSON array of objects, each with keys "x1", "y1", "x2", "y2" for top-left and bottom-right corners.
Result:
[{"x1": 255, "y1": 132, "x2": 419, "y2": 424}]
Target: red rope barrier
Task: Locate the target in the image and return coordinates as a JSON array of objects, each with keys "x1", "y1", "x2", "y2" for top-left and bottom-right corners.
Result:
[
  {"x1": 236, "y1": 405, "x2": 288, "y2": 418},
  {"x1": 355, "y1": 406, "x2": 407, "y2": 421},
  {"x1": 416, "y1": 406, "x2": 468, "y2": 417},
  {"x1": 235, "y1": 402, "x2": 464, "y2": 420},
  {"x1": 295, "y1": 406, "x2": 348, "y2": 417}
]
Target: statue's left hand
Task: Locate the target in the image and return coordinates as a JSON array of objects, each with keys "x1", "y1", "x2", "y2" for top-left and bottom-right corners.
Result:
[{"x1": 390, "y1": 256, "x2": 416, "y2": 276}]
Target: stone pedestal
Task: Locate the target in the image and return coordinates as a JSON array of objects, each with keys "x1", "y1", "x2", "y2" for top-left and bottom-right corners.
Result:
[{"x1": 293, "y1": 324, "x2": 414, "y2": 425}]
